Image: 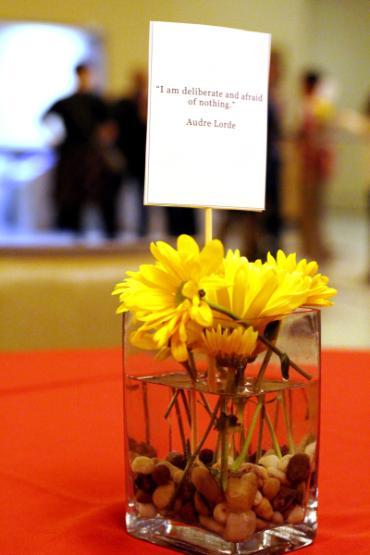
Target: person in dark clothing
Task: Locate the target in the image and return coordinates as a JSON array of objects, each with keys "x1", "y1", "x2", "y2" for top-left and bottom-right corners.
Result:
[
  {"x1": 45, "y1": 63, "x2": 120, "y2": 237},
  {"x1": 165, "y1": 206, "x2": 197, "y2": 237},
  {"x1": 262, "y1": 49, "x2": 284, "y2": 254},
  {"x1": 114, "y1": 70, "x2": 197, "y2": 238},
  {"x1": 113, "y1": 71, "x2": 148, "y2": 236},
  {"x1": 218, "y1": 50, "x2": 283, "y2": 259}
]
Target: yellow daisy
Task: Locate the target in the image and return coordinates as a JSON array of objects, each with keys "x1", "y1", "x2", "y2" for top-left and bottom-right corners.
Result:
[
  {"x1": 265, "y1": 250, "x2": 337, "y2": 307},
  {"x1": 207, "y1": 251, "x2": 310, "y2": 323},
  {"x1": 113, "y1": 235, "x2": 226, "y2": 361},
  {"x1": 202, "y1": 324, "x2": 258, "y2": 368}
]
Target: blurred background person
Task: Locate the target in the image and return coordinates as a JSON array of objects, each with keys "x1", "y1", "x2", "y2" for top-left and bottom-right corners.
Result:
[
  {"x1": 261, "y1": 48, "x2": 284, "y2": 254},
  {"x1": 44, "y1": 62, "x2": 121, "y2": 238},
  {"x1": 113, "y1": 70, "x2": 149, "y2": 237},
  {"x1": 164, "y1": 205, "x2": 197, "y2": 237},
  {"x1": 114, "y1": 70, "x2": 197, "y2": 238},
  {"x1": 296, "y1": 70, "x2": 335, "y2": 261},
  {"x1": 218, "y1": 48, "x2": 284, "y2": 259}
]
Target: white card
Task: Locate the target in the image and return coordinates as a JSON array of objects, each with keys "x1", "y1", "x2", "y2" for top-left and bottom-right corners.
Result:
[{"x1": 145, "y1": 21, "x2": 271, "y2": 211}]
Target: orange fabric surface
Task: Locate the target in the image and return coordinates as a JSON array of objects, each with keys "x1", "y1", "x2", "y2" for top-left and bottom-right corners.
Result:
[{"x1": 0, "y1": 348, "x2": 369, "y2": 554}]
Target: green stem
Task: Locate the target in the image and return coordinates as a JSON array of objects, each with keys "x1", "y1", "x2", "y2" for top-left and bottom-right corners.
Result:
[
  {"x1": 169, "y1": 396, "x2": 223, "y2": 508},
  {"x1": 280, "y1": 391, "x2": 296, "y2": 454},
  {"x1": 255, "y1": 323, "x2": 281, "y2": 391},
  {"x1": 172, "y1": 388, "x2": 187, "y2": 456},
  {"x1": 237, "y1": 398, "x2": 246, "y2": 448},
  {"x1": 256, "y1": 400, "x2": 265, "y2": 462},
  {"x1": 232, "y1": 398, "x2": 263, "y2": 471},
  {"x1": 254, "y1": 348, "x2": 274, "y2": 391},
  {"x1": 164, "y1": 389, "x2": 180, "y2": 419},
  {"x1": 220, "y1": 406, "x2": 229, "y2": 492},
  {"x1": 188, "y1": 350, "x2": 198, "y2": 381},
  {"x1": 179, "y1": 389, "x2": 191, "y2": 426},
  {"x1": 265, "y1": 409, "x2": 282, "y2": 459},
  {"x1": 142, "y1": 383, "x2": 150, "y2": 444},
  {"x1": 199, "y1": 392, "x2": 212, "y2": 417}
]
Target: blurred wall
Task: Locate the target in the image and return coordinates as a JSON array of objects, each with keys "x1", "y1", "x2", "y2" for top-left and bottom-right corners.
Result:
[
  {"x1": 307, "y1": 0, "x2": 370, "y2": 210},
  {"x1": 0, "y1": 0, "x2": 309, "y2": 99},
  {"x1": 0, "y1": 0, "x2": 368, "y2": 211}
]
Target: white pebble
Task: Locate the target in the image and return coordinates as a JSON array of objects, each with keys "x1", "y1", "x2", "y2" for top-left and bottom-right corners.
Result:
[
  {"x1": 131, "y1": 456, "x2": 155, "y2": 475},
  {"x1": 267, "y1": 466, "x2": 286, "y2": 482},
  {"x1": 253, "y1": 490, "x2": 263, "y2": 506},
  {"x1": 259, "y1": 454, "x2": 279, "y2": 468},
  {"x1": 278, "y1": 454, "x2": 293, "y2": 472}
]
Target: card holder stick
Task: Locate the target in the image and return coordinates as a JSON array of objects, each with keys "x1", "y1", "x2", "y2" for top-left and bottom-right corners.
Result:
[{"x1": 205, "y1": 207, "x2": 213, "y2": 243}]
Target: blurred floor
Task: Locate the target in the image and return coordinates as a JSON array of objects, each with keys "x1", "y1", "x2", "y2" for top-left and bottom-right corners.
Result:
[
  {"x1": 285, "y1": 209, "x2": 369, "y2": 350},
  {"x1": 0, "y1": 207, "x2": 368, "y2": 351}
]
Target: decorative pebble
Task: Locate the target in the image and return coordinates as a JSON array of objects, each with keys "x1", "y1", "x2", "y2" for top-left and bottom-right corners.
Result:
[
  {"x1": 240, "y1": 463, "x2": 268, "y2": 481},
  {"x1": 278, "y1": 454, "x2": 293, "y2": 472},
  {"x1": 259, "y1": 454, "x2": 280, "y2": 469},
  {"x1": 172, "y1": 468, "x2": 185, "y2": 483},
  {"x1": 191, "y1": 466, "x2": 223, "y2": 504},
  {"x1": 253, "y1": 490, "x2": 263, "y2": 506},
  {"x1": 223, "y1": 511, "x2": 256, "y2": 542},
  {"x1": 213, "y1": 502, "x2": 228, "y2": 524},
  {"x1": 287, "y1": 505, "x2": 305, "y2": 524},
  {"x1": 262, "y1": 477, "x2": 281, "y2": 500},
  {"x1": 134, "y1": 473, "x2": 156, "y2": 493},
  {"x1": 255, "y1": 497, "x2": 274, "y2": 520},
  {"x1": 199, "y1": 515, "x2": 225, "y2": 535},
  {"x1": 295, "y1": 482, "x2": 306, "y2": 505},
  {"x1": 225, "y1": 472, "x2": 258, "y2": 513},
  {"x1": 199, "y1": 448, "x2": 214, "y2": 466},
  {"x1": 194, "y1": 492, "x2": 210, "y2": 516},
  {"x1": 179, "y1": 501, "x2": 198, "y2": 523},
  {"x1": 131, "y1": 456, "x2": 155, "y2": 475},
  {"x1": 137, "y1": 442, "x2": 157, "y2": 458},
  {"x1": 272, "y1": 511, "x2": 284, "y2": 524},
  {"x1": 152, "y1": 481, "x2": 175, "y2": 509},
  {"x1": 267, "y1": 467, "x2": 286, "y2": 482},
  {"x1": 135, "y1": 489, "x2": 152, "y2": 503},
  {"x1": 179, "y1": 480, "x2": 195, "y2": 502},
  {"x1": 137, "y1": 502, "x2": 157, "y2": 518},
  {"x1": 286, "y1": 454, "x2": 310, "y2": 484},
  {"x1": 256, "y1": 518, "x2": 269, "y2": 531},
  {"x1": 304, "y1": 442, "x2": 316, "y2": 464},
  {"x1": 167, "y1": 451, "x2": 187, "y2": 469},
  {"x1": 272, "y1": 486, "x2": 297, "y2": 512},
  {"x1": 152, "y1": 464, "x2": 171, "y2": 485}
]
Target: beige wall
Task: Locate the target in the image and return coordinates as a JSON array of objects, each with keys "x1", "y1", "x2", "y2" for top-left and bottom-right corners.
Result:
[
  {"x1": 307, "y1": 0, "x2": 370, "y2": 210},
  {"x1": 0, "y1": 0, "x2": 309, "y2": 95}
]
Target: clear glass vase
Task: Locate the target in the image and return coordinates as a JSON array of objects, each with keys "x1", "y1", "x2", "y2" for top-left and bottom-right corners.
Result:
[{"x1": 123, "y1": 308, "x2": 321, "y2": 554}]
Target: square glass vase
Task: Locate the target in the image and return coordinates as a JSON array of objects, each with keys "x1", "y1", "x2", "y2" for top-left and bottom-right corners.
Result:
[{"x1": 122, "y1": 309, "x2": 321, "y2": 554}]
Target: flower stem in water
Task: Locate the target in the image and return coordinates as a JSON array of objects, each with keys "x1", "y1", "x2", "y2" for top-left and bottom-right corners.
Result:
[
  {"x1": 256, "y1": 399, "x2": 265, "y2": 462},
  {"x1": 280, "y1": 390, "x2": 296, "y2": 454},
  {"x1": 169, "y1": 396, "x2": 223, "y2": 508},
  {"x1": 232, "y1": 398, "x2": 263, "y2": 471},
  {"x1": 265, "y1": 408, "x2": 282, "y2": 459}
]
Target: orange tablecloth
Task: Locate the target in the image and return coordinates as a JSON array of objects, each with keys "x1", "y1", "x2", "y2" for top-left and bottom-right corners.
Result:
[{"x1": 1, "y1": 348, "x2": 369, "y2": 554}]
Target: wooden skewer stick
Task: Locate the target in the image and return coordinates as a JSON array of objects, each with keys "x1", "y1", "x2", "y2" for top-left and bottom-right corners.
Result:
[{"x1": 205, "y1": 207, "x2": 213, "y2": 244}]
